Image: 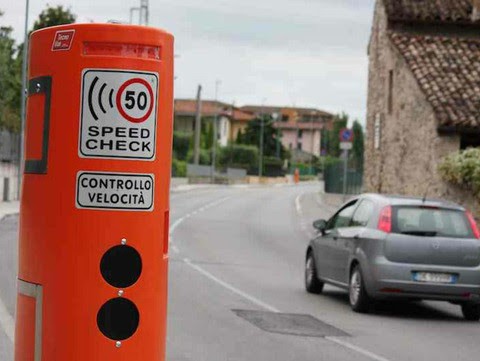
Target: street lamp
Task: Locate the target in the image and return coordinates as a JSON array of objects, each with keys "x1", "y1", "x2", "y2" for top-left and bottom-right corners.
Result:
[
  {"x1": 272, "y1": 112, "x2": 280, "y2": 159},
  {"x1": 211, "y1": 80, "x2": 221, "y2": 182},
  {"x1": 18, "y1": 0, "x2": 30, "y2": 199}
]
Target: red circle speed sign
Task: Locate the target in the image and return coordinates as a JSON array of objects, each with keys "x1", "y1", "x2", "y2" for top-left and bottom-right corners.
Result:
[{"x1": 116, "y1": 78, "x2": 154, "y2": 123}]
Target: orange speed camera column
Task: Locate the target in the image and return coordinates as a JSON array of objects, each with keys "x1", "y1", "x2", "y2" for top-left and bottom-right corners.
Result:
[{"x1": 15, "y1": 24, "x2": 174, "y2": 361}]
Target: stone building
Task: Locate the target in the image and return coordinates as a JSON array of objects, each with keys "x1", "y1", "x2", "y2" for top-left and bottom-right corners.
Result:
[{"x1": 365, "y1": 0, "x2": 480, "y2": 216}]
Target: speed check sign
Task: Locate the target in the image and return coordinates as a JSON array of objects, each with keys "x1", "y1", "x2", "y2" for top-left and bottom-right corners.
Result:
[{"x1": 79, "y1": 69, "x2": 158, "y2": 160}]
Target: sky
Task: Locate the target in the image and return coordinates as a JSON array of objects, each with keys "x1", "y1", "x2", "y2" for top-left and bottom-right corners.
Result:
[{"x1": 1, "y1": 0, "x2": 376, "y2": 123}]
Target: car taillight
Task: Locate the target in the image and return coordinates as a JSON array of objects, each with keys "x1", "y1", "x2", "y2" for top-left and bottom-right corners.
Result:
[
  {"x1": 378, "y1": 206, "x2": 392, "y2": 233},
  {"x1": 466, "y1": 211, "x2": 480, "y2": 239}
]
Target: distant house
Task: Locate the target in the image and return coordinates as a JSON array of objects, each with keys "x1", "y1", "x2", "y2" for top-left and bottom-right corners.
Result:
[
  {"x1": 174, "y1": 99, "x2": 254, "y2": 146},
  {"x1": 240, "y1": 105, "x2": 334, "y2": 159},
  {"x1": 365, "y1": 0, "x2": 480, "y2": 214}
]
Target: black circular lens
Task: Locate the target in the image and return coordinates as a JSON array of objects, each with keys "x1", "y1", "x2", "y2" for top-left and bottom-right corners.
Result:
[
  {"x1": 97, "y1": 298, "x2": 139, "y2": 341},
  {"x1": 100, "y1": 245, "x2": 142, "y2": 288}
]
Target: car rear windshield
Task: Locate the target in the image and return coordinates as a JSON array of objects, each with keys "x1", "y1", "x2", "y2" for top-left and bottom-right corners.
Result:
[{"x1": 392, "y1": 206, "x2": 474, "y2": 238}]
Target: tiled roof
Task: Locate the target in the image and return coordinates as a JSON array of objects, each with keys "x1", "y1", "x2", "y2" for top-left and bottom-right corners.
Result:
[
  {"x1": 390, "y1": 32, "x2": 480, "y2": 128},
  {"x1": 383, "y1": 0, "x2": 475, "y2": 24},
  {"x1": 174, "y1": 99, "x2": 254, "y2": 122},
  {"x1": 274, "y1": 122, "x2": 324, "y2": 131},
  {"x1": 240, "y1": 105, "x2": 333, "y2": 118}
]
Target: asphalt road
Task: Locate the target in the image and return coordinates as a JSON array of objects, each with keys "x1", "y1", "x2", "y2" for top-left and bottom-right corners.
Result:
[{"x1": 1, "y1": 183, "x2": 480, "y2": 360}]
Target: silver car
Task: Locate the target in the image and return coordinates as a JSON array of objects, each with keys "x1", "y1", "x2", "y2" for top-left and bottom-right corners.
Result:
[{"x1": 305, "y1": 194, "x2": 480, "y2": 321}]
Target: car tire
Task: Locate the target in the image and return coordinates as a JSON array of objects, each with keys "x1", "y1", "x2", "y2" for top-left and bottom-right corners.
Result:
[
  {"x1": 461, "y1": 304, "x2": 480, "y2": 321},
  {"x1": 305, "y1": 252, "x2": 324, "y2": 294},
  {"x1": 349, "y1": 265, "x2": 371, "y2": 313}
]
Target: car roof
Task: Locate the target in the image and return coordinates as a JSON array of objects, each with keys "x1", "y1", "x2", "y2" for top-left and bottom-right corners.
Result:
[{"x1": 359, "y1": 193, "x2": 465, "y2": 211}]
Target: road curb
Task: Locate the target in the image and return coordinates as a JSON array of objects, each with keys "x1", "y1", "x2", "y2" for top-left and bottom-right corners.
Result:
[{"x1": 0, "y1": 201, "x2": 20, "y2": 222}]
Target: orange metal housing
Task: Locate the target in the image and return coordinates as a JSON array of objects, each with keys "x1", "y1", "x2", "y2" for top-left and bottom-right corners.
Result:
[{"x1": 15, "y1": 23, "x2": 173, "y2": 361}]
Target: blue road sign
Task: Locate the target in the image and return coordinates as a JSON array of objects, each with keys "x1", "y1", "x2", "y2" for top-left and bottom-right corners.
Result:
[{"x1": 340, "y1": 128, "x2": 354, "y2": 143}]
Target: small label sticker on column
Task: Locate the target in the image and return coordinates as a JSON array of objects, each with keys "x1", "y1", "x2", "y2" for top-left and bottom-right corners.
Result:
[
  {"x1": 52, "y1": 30, "x2": 75, "y2": 51},
  {"x1": 76, "y1": 171, "x2": 154, "y2": 211}
]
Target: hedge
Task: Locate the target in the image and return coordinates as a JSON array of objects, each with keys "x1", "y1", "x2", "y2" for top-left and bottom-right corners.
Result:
[
  {"x1": 172, "y1": 159, "x2": 187, "y2": 177},
  {"x1": 438, "y1": 148, "x2": 480, "y2": 197},
  {"x1": 218, "y1": 144, "x2": 258, "y2": 172},
  {"x1": 172, "y1": 132, "x2": 191, "y2": 161}
]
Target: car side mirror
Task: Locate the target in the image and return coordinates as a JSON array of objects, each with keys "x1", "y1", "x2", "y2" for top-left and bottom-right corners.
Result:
[{"x1": 313, "y1": 219, "x2": 327, "y2": 233}]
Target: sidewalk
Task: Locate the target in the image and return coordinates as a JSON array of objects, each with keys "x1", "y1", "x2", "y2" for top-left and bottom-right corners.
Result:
[
  {"x1": 315, "y1": 191, "x2": 354, "y2": 213},
  {"x1": 0, "y1": 201, "x2": 19, "y2": 221}
]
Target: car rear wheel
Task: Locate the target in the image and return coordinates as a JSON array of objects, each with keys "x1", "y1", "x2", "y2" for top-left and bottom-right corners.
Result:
[
  {"x1": 349, "y1": 265, "x2": 371, "y2": 313},
  {"x1": 305, "y1": 252, "x2": 324, "y2": 294},
  {"x1": 461, "y1": 304, "x2": 480, "y2": 321}
]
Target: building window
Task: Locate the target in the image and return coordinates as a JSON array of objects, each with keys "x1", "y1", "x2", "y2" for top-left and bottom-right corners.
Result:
[
  {"x1": 297, "y1": 142, "x2": 302, "y2": 151},
  {"x1": 282, "y1": 115, "x2": 289, "y2": 122},
  {"x1": 374, "y1": 113, "x2": 381, "y2": 150},
  {"x1": 460, "y1": 133, "x2": 480, "y2": 149},
  {"x1": 289, "y1": 143, "x2": 293, "y2": 150},
  {"x1": 388, "y1": 70, "x2": 394, "y2": 114},
  {"x1": 298, "y1": 130, "x2": 303, "y2": 139}
]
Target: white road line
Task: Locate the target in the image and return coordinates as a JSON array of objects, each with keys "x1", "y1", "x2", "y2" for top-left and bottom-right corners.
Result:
[
  {"x1": 170, "y1": 216, "x2": 186, "y2": 235},
  {"x1": 173, "y1": 192, "x2": 392, "y2": 361},
  {"x1": 184, "y1": 257, "x2": 392, "y2": 361},
  {"x1": 326, "y1": 337, "x2": 391, "y2": 361},
  {"x1": 295, "y1": 194, "x2": 303, "y2": 215},
  {"x1": 169, "y1": 196, "x2": 231, "y2": 241},
  {"x1": 0, "y1": 294, "x2": 14, "y2": 343},
  {"x1": 183, "y1": 258, "x2": 280, "y2": 313}
]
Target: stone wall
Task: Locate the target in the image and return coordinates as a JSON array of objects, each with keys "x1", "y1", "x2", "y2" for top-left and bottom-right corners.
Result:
[{"x1": 364, "y1": 0, "x2": 479, "y2": 217}]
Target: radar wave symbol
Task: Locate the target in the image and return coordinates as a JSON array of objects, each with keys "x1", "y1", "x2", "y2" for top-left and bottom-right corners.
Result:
[{"x1": 88, "y1": 76, "x2": 115, "y2": 121}]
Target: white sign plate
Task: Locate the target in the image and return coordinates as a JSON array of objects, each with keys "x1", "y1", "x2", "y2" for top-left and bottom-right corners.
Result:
[
  {"x1": 79, "y1": 69, "x2": 158, "y2": 160},
  {"x1": 340, "y1": 142, "x2": 353, "y2": 150},
  {"x1": 76, "y1": 171, "x2": 154, "y2": 211}
]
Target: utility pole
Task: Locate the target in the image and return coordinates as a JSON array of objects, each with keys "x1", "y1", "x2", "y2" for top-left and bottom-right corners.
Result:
[
  {"x1": 18, "y1": 0, "x2": 30, "y2": 199},
  {"x1": 211, "y1": 80, "x2": 221, "y2": 182},
  {"x1": 343, "y1": 149, "x2": 348, "y2": 202},
  {"x1": 310, "y1": 111, "x2": 315, "y2": 175},
  {"x1": 130, "y1": 0, "x2": 149, "y2": 25},
  {"x1": 258, "y1": 99, "x2": 266, "y2": 178},
  {"x1": 193, "y1": 85, "x2": 202, "y2": 165},
  {"x1": 141, "y1": 0, "x2": 149, "y2": 25}
]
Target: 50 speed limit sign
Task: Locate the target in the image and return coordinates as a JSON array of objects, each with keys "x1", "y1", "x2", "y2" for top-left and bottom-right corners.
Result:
[{"x1": 79, "y1": 69, "x2": 159, "y2": 160}]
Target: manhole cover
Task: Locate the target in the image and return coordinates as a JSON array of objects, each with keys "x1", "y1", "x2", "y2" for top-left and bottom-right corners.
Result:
[{"x1": 233, "y1": 309, "x2": 349, "y2": 338}]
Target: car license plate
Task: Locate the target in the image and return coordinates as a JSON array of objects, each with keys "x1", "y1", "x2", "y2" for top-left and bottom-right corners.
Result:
[{"x1": 413, "y1": 272, "x2": 456, "y2": 284}]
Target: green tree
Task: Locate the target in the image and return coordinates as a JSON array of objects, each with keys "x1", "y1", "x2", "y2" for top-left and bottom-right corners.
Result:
[
  {"x1": 352, "y1": 120, "x2": 365, "y2": 170},
  {"x1": 0, "y1": 10, "x2": 21, "y2": 132},
  {"x1": 326, "y1": 112, "x2": 348, "y2": 157},
  {"x1": 235, "y1": 129, "x2": 244, "y2": 144},
  {"x1": 239, "y1": 115, "x2": 288, "y2": 159},
  {"x1": 0, "y1": 6, "x2": 76, "y2": 133},
  {"x1": 33, "y1": 5, "x2": 76, "y2": 31}
]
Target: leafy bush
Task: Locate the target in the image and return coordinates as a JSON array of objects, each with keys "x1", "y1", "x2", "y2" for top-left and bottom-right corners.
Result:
[
  {"x1": 187, "y1": 148, "x2": 211, "y2": 165},
  {"x1": 263, "y1": 156, "x2": 285, "y2": 177},
  {"x1": 438, "y1": 148, "x2": 480, "y2": 196},
  {"x1": 171, "y1": 159, "x2": 187, "y2": 177},
  {"x1": 218, "y1": 144, "x2": 258, "y2": 171},
  {"x1": 173, "y1": 132, "x2": 191, "y2": 161}
]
